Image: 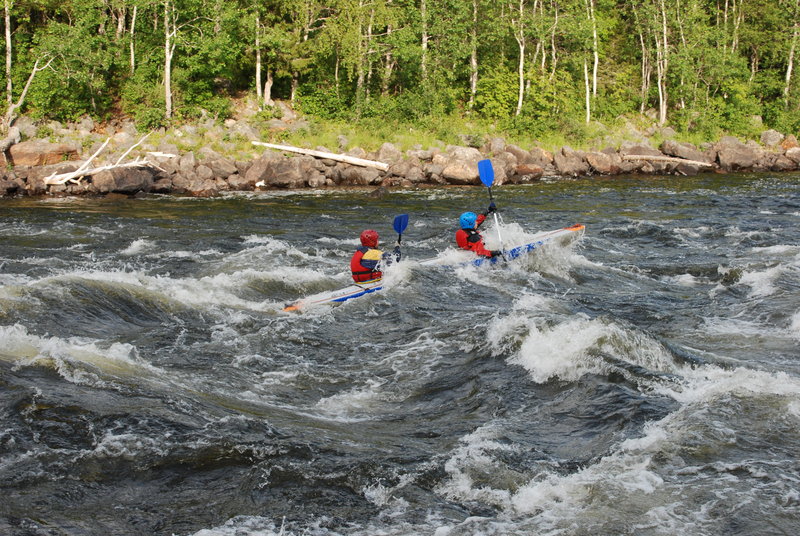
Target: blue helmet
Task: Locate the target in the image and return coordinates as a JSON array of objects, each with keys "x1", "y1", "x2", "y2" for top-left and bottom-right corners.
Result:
[{"x1": 459, "y1": 211, "x2": 477, "y2": 229}]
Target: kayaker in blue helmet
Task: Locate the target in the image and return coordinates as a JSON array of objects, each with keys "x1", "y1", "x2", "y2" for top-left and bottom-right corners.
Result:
[
  {"x1": 350, "y1": 229, "x2": 401, "y2": 282},
  {"x1": 455, "y1": 205, "x2": 501, "y2": 258}
]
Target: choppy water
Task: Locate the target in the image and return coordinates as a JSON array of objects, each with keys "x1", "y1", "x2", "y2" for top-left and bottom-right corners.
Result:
[{"x1": 1, "y1": 174, "x2": 799, "y2": 536}]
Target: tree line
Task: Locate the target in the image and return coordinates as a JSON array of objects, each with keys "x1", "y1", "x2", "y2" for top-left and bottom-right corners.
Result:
[{"x1": 3, "y1": 0, "x2": 799, "y2": 140}]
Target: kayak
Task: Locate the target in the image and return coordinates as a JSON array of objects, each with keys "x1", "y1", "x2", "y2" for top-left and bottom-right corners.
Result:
[
  {"x1": 483, "y1": 223, "x2": 585, "y2": 265},
  {"x1": 415, "y1": 223, "x2": 586, "y2": 269},
  {"x1": 283, "y1": 279, "x2": 383, "y2": 311},
  {"x1": 282, "y1": 223, "x2": 585, "y2": 312}
]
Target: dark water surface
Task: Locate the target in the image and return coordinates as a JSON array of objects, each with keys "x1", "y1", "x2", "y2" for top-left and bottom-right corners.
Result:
[{"x1": 1, "y1": 174, "x2": 799, "y2": 535}]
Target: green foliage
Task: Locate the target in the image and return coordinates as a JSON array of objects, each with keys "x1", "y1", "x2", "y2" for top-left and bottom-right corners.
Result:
[
  {"x1": 474, "y1": 68, "x2": 518, "y2": 119},
  {"x1": 296, "y1": 83, "x2": 349, "y2": 120},
  {"x1": 4, "y1": 0, "x2": 800, "y2": 144},
  {"x1": 120, "y1": 70, "x2": 167, "y2": 130}
]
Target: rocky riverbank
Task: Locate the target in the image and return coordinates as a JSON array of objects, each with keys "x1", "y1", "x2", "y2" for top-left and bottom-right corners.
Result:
[{"x1": 1, "y1": 114, "x2": 799, "y2": 198}]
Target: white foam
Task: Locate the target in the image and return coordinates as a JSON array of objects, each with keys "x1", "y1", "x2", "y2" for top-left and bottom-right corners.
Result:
[
  {"x1": 791, "y1": 310, "x2": 800, "y2": 339},
  {"x1": 121, "y1": 238, "x2": 154, "y2": 256},
  {"x1": 0, "y1": 323, "x2": 162, "y2": 386},
  {"x1": 92, "y1": 430, "x2": 169, "y2": 459},
  {"x1": 313, "y1": 378, "x2": 388, "y2": 422},
  {"x1": 739, "y1": 265, "x2": 784, "y2": 297},
  {"x1": 665, "y1": 273, "x2": 700, "y2": 286},
  {"x1": 192, "y1": 516, "x2": 287, "y2": 536}
]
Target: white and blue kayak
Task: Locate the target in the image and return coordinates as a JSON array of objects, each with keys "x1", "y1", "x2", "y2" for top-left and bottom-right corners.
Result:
[
  {"x1": 282, "y1": 223, "x2": 585, "y2": 312},
  {"x1": 420, "y1": 223, "x2": 586, "y2": 268},
  {"x1": 283, "y1": 279, "x2": 384, "y2": 312}
]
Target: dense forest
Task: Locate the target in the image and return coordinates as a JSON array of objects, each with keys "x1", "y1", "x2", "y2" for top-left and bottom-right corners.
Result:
[{"x1": 2, "y1": 0, "x2": 800, "y2": 142}]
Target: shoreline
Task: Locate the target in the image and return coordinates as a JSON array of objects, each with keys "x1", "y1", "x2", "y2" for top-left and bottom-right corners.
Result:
[{"x1": 1, "y1": 117, "x2": 799, "y2": 199}]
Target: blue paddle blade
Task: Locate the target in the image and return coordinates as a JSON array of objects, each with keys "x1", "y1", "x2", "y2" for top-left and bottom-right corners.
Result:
[
  {"x1": 393, "y1": 214, "x2": 409, "y2": 234},
  {"x1": 478, "y1": 159, "x2": 495, "y2": 188}
]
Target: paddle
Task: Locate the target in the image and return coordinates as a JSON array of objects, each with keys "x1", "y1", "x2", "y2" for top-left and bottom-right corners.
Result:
[
  {"x1": 393, "y1": 214, "x2": 409, "y2": 245},
  {"x1": 477, "y1": 159, "x2": 505, "y2": 255}
]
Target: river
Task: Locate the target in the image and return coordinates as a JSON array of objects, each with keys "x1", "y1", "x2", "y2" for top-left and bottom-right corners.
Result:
[{"x1": 1, "y1": 173, "x2": 799, "y2": 535}]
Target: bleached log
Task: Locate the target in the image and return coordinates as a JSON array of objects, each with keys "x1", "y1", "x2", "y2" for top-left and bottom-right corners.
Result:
[
  {"x1": 115, "y1": 131, "x2": 152, "y2": 164},
  {"x1": 44, "y1": 160, "x2": 156, "y2": 185},
  {"x1": 621, "y1": 154, "x2": 714, "y2": 167},
  {"x1": 44, "y1": 133, "x2": 159, "y2": 186},
  {"x1": 252, "y1": 141, "x2": 390, "y2": 171}
]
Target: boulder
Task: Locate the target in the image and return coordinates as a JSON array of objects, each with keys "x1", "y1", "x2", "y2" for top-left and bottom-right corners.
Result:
[
  {"x1": 437, "y1": 146, "x2": 482, "y2": 184},
  {"x1": 760, "y1": 129, "x2": 784, "y2": 148},
  {"x1": 767, "y1": 154, "x2": 796, "y2": 172},
  {"x1": 91, "y1": 167, "x2": 155, "y2": 194},
  {"x1": 529, "y1": 147, "x2": 554, "y2": 168},
  {"x1": 512, "y1": 163, "x2": 544, "y2": 182},
  {"x1": 196, "y1": 164, "x2": 214, "y2": 181},
  {"x1": 675, "y1": 163, "x2": 701, "y2": 176},
  {"x1": 553, "y1": 147, "x2": 590, "y2": 177},
  {"x1": 259, "y1": 157, "x2": 320, "y2": 188},
  {"x1": 179, "y1": 152, "x2": 196, "y2": 174},
  {"x1": 781, "y1": 134, "x2": 799, "y2": 150},
  {"x1": 152, "y1": 177, "x2": 173, "y2": 193},
  {"x1": 505, "y1": 144, "x2": 537, "y2": 166},
  {"x1": 659, "y1": 140, "x2": 711, "y2": 163},
  {"x1": 387, "y1": 158, "x2": 426, "y2": 183},
  {"x1": 24, "y1": 162, "x2": 82, "y2": 195},
  {"x1": 377, "y1": 142, "x2": 403, "y2": 164},
  {"x1": 585, "y1": 151, "x2": 622, "y2": 175},
  {"x1": 716, "y1": 136, "x2": 758, "y2": 171},
  {"x1": 619, "y1": 140, "x2": 662, "y2": 157},
  {"x1": 5, "y1": 139, "x2": 79, "y2": 167},
  {"x1": 783, "y1": 147, "x2": 800, "y2": 164},
  {"x1": 0, "y1": 178, "x2": 22, "y2": 196},
  {"x1": 340, "y1": 165, "x2": 382, "y2": 186}
]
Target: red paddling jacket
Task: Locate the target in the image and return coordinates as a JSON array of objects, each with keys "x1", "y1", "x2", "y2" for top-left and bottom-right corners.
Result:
[
  {"x1": 350, "y1": 247, "x2": 385, "y2": 282},
  {"x1": 455, "y1": 213, "x2": 494, "y2": 258},
  {"x1": 350, "y1": 246, "x2": 401, "y2": 282}
]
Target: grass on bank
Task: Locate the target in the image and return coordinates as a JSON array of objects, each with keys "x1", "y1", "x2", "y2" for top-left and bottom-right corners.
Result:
[{"x1": 261, "y1": 113, "x2": 736, "y2": 156}]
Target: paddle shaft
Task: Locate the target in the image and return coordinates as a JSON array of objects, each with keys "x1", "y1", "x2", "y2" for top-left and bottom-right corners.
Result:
[{"x1": 487, "y1": 186, "x2": 505, "y2": 252}]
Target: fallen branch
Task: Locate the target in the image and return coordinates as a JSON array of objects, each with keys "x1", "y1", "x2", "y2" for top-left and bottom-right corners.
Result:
[
  {"x1": 45, "y1": 137, "x2": 111, "y2": 185},
  {"x1": 44, "y1": 133, "x2": 157, "y2": 186},
  {"x1": 44, "y1": 160, "x2": 156, "y2": 185},
  {"x1": 252, "y1": 141, "x2": 390, "y2": 171},
  {"x1": 621, "y1": 154, "x2": 714, "y2": 167}
]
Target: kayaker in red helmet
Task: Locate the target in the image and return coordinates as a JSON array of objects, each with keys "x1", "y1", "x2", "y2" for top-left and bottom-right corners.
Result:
[
  {"x1": 455, "y1": 205, "x2": 501, "y2": 258},
  {"x1": 350, "y1": 229, "x2": 401, "y2": 282}
]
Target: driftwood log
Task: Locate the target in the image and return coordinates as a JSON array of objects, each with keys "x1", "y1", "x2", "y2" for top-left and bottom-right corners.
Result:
[
  {"x1": 621, "y1": 154, "x2": 714, "y2": 167},
  {"x1": 44, "y1": 133, "x2": 157, "y2": 186},
  {"x1": 252, "y1": 141, "x2": 390, "y2": 171}
]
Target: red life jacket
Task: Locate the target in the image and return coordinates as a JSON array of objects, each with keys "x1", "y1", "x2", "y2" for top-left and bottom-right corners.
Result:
[
  {"x1": 455, "y1": 213, "x2": 493, "y2": 257},
  {"x1": 350, "y1": 246, "x2": 384, "y2": 282}
]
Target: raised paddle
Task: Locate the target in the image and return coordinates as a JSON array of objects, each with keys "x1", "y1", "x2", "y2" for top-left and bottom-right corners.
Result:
[
  {"x1": 393, "y1": 214, "x2": 409, "y2": 245},
  {"x1": 477, "y1": 159, "x2": 505, "y2": 254}
]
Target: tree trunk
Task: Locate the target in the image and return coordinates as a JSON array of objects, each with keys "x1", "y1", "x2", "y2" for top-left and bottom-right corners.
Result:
[
  {"x1": 263, "y1": 69, "x2": 274, "y2": 107},
  {"x1": 3, "y1": 57, "x2": 53, "y2": 130},
  {"x1": 164, "y1": 0, "x2": 176, "y2": 120},
  {"x1": 421, "y1": 0, "x2": 428, "y2": 80},
  {"x1": 514, "y1": 0, "x2": 526, "y2": 116},
  {"x1": 468, "y1": 0, "x2": 478, "y2": 110},
  {"x1": 655, "y1": 0, "x2": 669, "y2": 125},
  {"x1": 5, "y1": 0, "x2": 12, "y2": 110},
  {"x1": 255, "y1": 13, "x2": 262, "y2": 105},
  {"x1": 786, "y1": 21, "x2": 799, "y2": 104},
  {"x1": 382, "y1": 24, "x2": 395, "y2": 97},
  {"x1": 584, "y1": 57, "x2": 591, "y2": 122},
  {"x1": 130, "y1": 5, "x2": 137, "y2": 74},
  {"x1": 585, "y1": 0, "x2": 599, "y2": 97},
  {"x1": 549, "y1": 4, "x2": 559, "y2": 79}
]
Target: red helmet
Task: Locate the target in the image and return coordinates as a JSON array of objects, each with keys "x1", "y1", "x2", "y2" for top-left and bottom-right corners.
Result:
[{"x1": 360, "y1": 229, "x2": 379, "y2": 247}]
